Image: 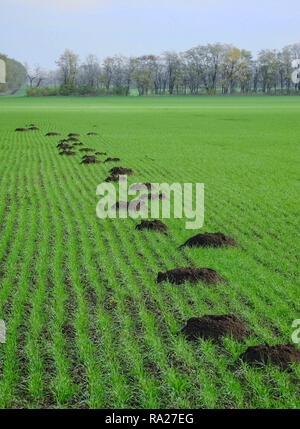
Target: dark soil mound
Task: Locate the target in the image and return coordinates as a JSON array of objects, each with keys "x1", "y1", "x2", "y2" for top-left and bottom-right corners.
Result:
[
  {"x1": 112, "y1": 201, "x2": 146, "y2": 211},
  {"x1": 239, "y1": 344, "x2": 300, "y2": 370},
  {"x1": 105, "y1": 175, "x2": 121, "y2": 182},
  {"x1": 82, "y1": 154, "x2": 96, "y2": 159},
  {"x1": 28, "y1": 124, "x2": 35, "y2": 126},
  {"x1": 79, "y1": 148, "x2": 95, "y2": 152},
  {"x1": 68, "y1": 133, "x2": 80, "y2": 137},
  {"x1": 59, "y1": 151, "x2": 76, "y2": 156},
  {"x1": 105, "y1": 175, "x2": 118, "y2": 182},
  {"x1": 15, "y1": 128, "x2": 28, "y2": 132},
  {"x1": 72, "y1": 142, "x2": 84, "y2": 146},
  {"x1": 67, "y1": 137, "x2": 79, "y2": 142},
  {"x1": 109, "y1": 167, "x2": 135, "y2": 176},
  {"x1": 157, "y1": 267, "x2": 225, "y2": 285},
  {"x1": 95, "y1": 152, "x2": 107, "y2": 155},
  {"x1": 136, "y1": 220, "x2": 168, "y2": 233},
  {"x1": 81, "y1": 158, "x2": 100, "y2": 164},
  {"x1": 105, "y1": 157, "x2": 120, "y2": 162},
  {"x1": 57, "y1": 143, "x2": 73, "y2": 149},
  {"x1": 87, "y1": 132, "x2": 98, "y2": 135},
  {"x1": 45, "y1": 132, "x2": 61, "y2": 136},
  {"x1": 182, "y1": 314, "x2": 250, "y2": 342},
  {"x1": 28, "y1": 126, "x2": 39, "y2": 130},
  {"x1": 180, "y1": 232, "x2": 240, "y2": 249}
]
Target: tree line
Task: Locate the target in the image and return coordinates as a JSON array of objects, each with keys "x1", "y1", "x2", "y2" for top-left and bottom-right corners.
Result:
[{"x1": 26, "y1": 42, "x2": 300, "y2": 96}]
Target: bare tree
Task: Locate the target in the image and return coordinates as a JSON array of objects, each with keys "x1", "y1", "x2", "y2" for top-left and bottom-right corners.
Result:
[
  {"x1": 132, "y1": 55, "x2": 156, "y2": 96},
  {"x1": 81, "y1": 54, "x2": 101, "y2": 87},
  {"x1": 56, "y1": 49, "x2": 79, "y2": 87},
  {"x1": 101, "y1": 57, "x2": 114, "y2": 91},
  {"x1": 258, "y1": 49, "x2": 279, "y2": 93},
  {"x1": 24, "y1": 63, "x2": 46, "y2": 87},
  {"x1": 163, "y1": 52, "x2": 181, "y2": 95}
]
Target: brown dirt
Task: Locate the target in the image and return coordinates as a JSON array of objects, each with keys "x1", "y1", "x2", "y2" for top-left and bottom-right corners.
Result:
[
  {"x1": 81, "y1": 157, "x2": 101, "y2": 164},
  {"x1": 112, "y1": 201, "x2": 146, "y2": 211},
  {"x1": 136, "y1": 220, "x2": 168, "y2": 233},
  {"x1": 105, "y1": 175, "x2": 119, "y2": 182},
  {"x1": 95, "y1": 152, "x2": 107, "y2": 155},
  {"x1": 239, "y1": 344, "x2": 300, "y2": 370},
  {"x1": 72, "y1": 142, "x2": 84, "y2": 146},
  {"x1": 180, "y1": 232, "x2": 240, "y2": 249},
  {"x1": 157, "y1": 267, "x2": 225, "y2": 285},
  {"x1": 104, "y1": 157, "x2": 120, "y2": 162},
  {"x1": 68, "y1": 133, "x2": 80, "y2": 137},
  {"x1": 57, "y1": 143, "x2": 73, "y2": 150},
  {"x1": 15, "y1": 128, "x2": 28, "y2": 132},
  {"x1": 67, "y1": 137, "x2": 80, "y2": 142},
  {"x1": 45, "y1": 132, "x2": 61, "y2": 136},
  {"x1": 109, "y1": 167, "x2": 135, "y2": 176},
  {"x1": 28, "y1": 127, "x2": 39, "y2": 130},
  {"x1": 181, "y1": 314, "x2": 250, "y2": 342},
  {"x1": 59, "y1": 151, "x2": 76, "y2": 156},
  {"x1": 82, "y1": 154, "x2": 96, "y2": 159},
  {"x1": 87, "y1": 132, "x2": 98, "y2": 135},
  {"x1": 79, "y1": 148, "x2": 95, "y2": 152},
  {"x1": 105, "y1": 175, "x2": 127, "y2": 182}
]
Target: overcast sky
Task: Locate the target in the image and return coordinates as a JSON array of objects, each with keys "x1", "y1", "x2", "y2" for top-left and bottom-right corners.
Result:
[{"x1": 1, "y1": 0, "x2": 299, "y2": 68}]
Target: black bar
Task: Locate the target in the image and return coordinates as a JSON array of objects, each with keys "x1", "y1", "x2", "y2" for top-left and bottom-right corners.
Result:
[{"x1": 0, "y1": 408, "x2": 298, "y2": 425}]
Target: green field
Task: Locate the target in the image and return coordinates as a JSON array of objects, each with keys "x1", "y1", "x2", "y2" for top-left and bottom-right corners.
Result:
[{"x1": 0, "y1": 95, "x2": 299, "y2": 409}]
